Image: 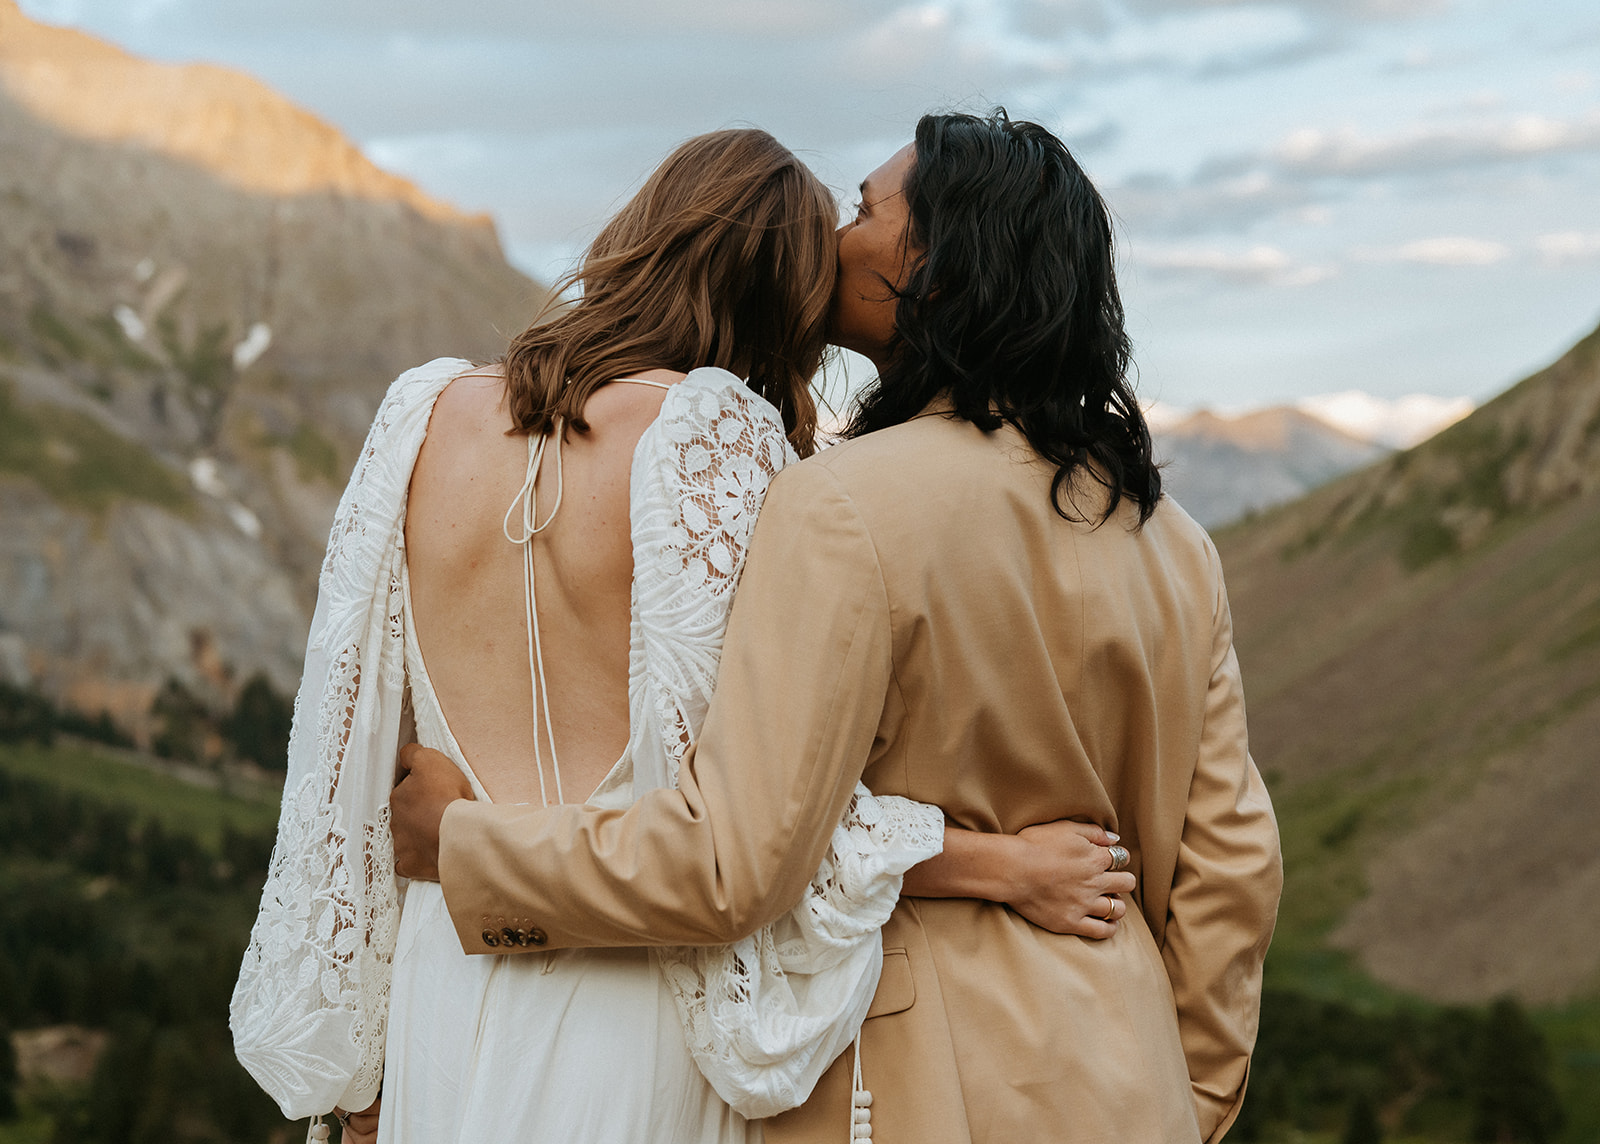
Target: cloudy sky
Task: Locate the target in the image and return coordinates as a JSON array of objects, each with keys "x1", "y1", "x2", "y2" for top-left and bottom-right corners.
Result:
[{"x1": 18, "y1": 0, "x2": 1600, "y2": 418}]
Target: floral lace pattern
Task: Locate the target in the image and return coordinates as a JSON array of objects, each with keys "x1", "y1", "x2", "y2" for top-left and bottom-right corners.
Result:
[
  {"x1": 627, "y1": 371, "x2": 793, "y2": 792},
  {"x1": 630, "y1": 369, "x2": 946, "y2": 1117},
  {"x1": 230, "y1": 359, "x2": 469, "y2": 1120}
]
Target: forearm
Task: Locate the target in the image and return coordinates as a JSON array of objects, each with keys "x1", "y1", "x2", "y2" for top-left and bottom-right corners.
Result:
[
  {"x1": 440, "y1": 782, "x2": 831, "y2": 950},
  {"x1": 902, "y1": 827, "x2": 1023, "y2": 902}
]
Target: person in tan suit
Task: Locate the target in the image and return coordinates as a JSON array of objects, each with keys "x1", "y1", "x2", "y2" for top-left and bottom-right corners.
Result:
[{"x1": 393, "y1": 110, "x2": 1282, "y2": 1143}]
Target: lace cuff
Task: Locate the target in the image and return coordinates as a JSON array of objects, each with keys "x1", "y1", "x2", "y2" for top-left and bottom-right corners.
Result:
[{"x1": 656, "y1": 785, "x2": 943, "y2": 1118}]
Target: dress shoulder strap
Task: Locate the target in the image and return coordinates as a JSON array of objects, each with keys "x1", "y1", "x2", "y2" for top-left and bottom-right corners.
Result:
[{"x1": 611, "y1": 376, "x2": 676, "y2": 391}]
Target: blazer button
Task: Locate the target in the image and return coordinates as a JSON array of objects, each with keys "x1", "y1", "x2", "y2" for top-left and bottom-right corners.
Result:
[
  {"x1": 501, "y1": 927, "x2": 520, "y2": 947},
  {"x1": 481, "y1": 930, "x2": 500, "y2": 947},
  {"x1": 528, "y1": 927, "x2": 548, "y2": 946}
]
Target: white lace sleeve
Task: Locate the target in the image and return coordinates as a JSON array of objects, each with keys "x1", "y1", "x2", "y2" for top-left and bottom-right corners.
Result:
[
  {"x1": 229, "y1": 358, "x2": 468, "y2": 1120},
  {"x1": 628, "y1": 369, "x2": 945, "y2": 1119}
]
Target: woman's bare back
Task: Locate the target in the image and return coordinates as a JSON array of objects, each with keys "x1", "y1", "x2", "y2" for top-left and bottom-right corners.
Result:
[{"x1": 404, "y1": 366, "x2": 684, "y2": 804}]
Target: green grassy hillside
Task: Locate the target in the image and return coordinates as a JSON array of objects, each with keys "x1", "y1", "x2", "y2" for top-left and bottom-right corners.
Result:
[
  {"x1": 0, "y1": 740, "x2": 284, "y2": 1144},
  {"x1": 1216, "y1": 317, "x2": 1600, "y2": 1140},
  {"x1": 0, "y1": 379, "x2": 192, "y2": 517}
]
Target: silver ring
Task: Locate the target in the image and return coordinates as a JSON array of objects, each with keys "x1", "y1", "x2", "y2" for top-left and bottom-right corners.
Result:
[
  {"x1": 1107, "y1": 844, "x2": 1130, "y2": 871},
  {"x1": 335, "y1": 1111, "x2": 350, "y2": 1127}
]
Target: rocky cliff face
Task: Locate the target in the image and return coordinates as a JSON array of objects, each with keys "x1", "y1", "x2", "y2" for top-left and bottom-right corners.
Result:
[
  {"x1": 0, "y1": 0, "x2": 547, "y2": 733},
  {"x1": 0, "y1": 0, "x2": 473, "y2": 220}
]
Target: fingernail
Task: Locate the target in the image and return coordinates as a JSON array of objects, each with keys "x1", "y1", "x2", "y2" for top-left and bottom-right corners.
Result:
[{"x1": 1106, "y1": 831, "x2": 1120, "y2": 842}]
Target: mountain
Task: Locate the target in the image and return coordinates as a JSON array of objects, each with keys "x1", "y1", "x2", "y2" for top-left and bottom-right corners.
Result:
[
  {"x1": 1154, "y1": 405, "x2": 1390, "y2": 528},
  {"x1": 1295, "y1": 390, "x2": 1474, "y2": 450},
  {"x1": 1217, "y1": 315, "x2": 1600, "y2": 1004},
  {"x1": 0, "y1": 1, "x2": 547, "y2": 734}
]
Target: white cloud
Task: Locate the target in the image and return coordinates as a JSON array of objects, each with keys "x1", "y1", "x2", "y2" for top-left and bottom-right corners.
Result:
[
  {"x1": 1395, "y1": 46, "x2": 1434, "y2": 70},
  {"x1": 1280, "y1": 263, "x2": 1338, "y2": 285},
  {"x1": 1107, "y1": 170, "x2": 1314, "y2": 236},
  {"x1": 1297, "y1": 391, "x2": 1474, "y2": 447},
  {"x1": 1133, "y1": 242, "x2": 1334, "y2": 285},
  {"x1": 848, "y1": 3, "x2": 961, "y2": 77},
  {"x1": 1128, "y1": 0, "x2": 1446, "y2": 22},
  {"x1": 1119, "y1": 104, "x2": 1600, "y2": 239},
  {"x1": 1424, "y1": 89, "x2": 1504, "y2": 115},
  {"x1": 1536, "y1": 231, "x2": 1600, "y2": 266},
  {"x1": 843, "y1": 0, "x2": 1347, "y2": 93},
  {"x1": 1393, "y1": 236, "x2": 1510, "y2": 265},
  {"x1": 69, "y1": 0, "x2": 897, "y2": 40},
  {"x1": 1271, "y1": 112, "x2": 1600, "y2": 177}
]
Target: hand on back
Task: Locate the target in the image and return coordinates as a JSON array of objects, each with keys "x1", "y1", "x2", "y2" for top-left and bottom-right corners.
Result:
[
  {"x1": 391, "y1": 744, "x2": 474, "y2": 881},
  {"x1": 1005, "y1": 820, "x2": 1135, "y2": 938}
]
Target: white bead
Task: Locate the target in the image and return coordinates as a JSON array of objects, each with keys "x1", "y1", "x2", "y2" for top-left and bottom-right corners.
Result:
[
  {"x1": 853, "y1": 1125, "x2": 873, "y2": 1139},
  {"x1": 854, "y1": 1108, "x2": 872, "y2": 1124},
  {"x1": 310, "y1": 1126, "x2": 331, "y2": 1142},
  {"x1": 852, "y1": 1090, "x2": 874, "y2": 1107}
]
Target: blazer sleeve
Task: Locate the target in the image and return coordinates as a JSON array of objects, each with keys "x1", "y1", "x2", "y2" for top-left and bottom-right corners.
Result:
[
  {"x1": 436, "y1": 458, "x2": 896, "y2": 951},
  {"x1": 1160, "y1": 542, "x2": 1284, "y2": 1143}
]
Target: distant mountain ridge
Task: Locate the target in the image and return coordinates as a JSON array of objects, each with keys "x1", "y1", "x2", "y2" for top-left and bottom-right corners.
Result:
[
  {"x1": 1154, "y1": 405, "x2": 1390, "y2": 527},
  {"x1": 1218, "y1": 315, "x2": 1600, "y2": 1004},
  {"x1": 0, "y1": 1, "x2": 546, "y2": 734}
]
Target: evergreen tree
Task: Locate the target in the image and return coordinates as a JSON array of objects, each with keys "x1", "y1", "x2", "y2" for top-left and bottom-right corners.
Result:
[
  {"x1": 54, "y1": 704, "x2": 134, "y2": 748},
  {"x1": 149, "y1": 677, "x2": 214, "y2": 763},
  {"x1": 1470, "y1": 997, "x2": 1564, "y2": 1144},
  {"x1": 1342, "y1": 1090, "x2": 1384, "y2": 1144},
  {"x1": 0, "y1": 682, "x2": 54, "y2": 744},
  {"x1": 25, "y1": 952, "x2": 68, "y2": 1025},
  {"x1": 0, "y1": 1020, "x2": 18, "y2": 1121},
  {"x1": 224, "y1": 672, "x2": 293, "y2": 770},
  {"x1": 0, "y1": 954, "x2": 20, "y2": 1026}
]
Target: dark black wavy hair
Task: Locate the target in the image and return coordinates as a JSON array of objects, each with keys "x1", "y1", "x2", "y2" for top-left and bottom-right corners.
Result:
[{"x1": 844, "y1": 109, "x2": 1161, "y2": 526}]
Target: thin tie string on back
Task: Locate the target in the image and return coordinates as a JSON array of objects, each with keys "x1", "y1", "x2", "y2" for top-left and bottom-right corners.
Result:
[
  {"x1": 495, "y1": 378, "x2": 672, "y2": 808},
  {"x1": 501, "y1": 425, "x2": 566, "y2": 808}
]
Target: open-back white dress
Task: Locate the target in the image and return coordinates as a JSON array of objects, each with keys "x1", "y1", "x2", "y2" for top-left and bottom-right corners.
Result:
[
  {"x1": 379, "y1": 564, "x2": 744, "y2": 1142},
  {"x1": 231, "y1": 360, "x2": 944, "y2": 1141}
]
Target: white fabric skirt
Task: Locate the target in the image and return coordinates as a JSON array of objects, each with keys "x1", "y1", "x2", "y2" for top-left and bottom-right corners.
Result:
[{"x1": 378, "y1": 880, "x2": 751, "y2": 1144}]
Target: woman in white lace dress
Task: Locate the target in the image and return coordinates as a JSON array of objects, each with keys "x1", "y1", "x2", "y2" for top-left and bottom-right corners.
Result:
[{"x1": 231, "y1": 129, "x2": 1133, "y2": 1144}]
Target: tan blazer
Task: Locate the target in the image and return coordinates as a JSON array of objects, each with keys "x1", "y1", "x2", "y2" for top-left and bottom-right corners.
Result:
[{"x1": 439, "y1": 409, "x2": 1283, "y2": 1143}]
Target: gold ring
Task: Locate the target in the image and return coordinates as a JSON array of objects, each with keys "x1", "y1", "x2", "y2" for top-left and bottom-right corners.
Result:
[{"x1": 1102, "y1": 896, "x2": 1118, "y2": 921}]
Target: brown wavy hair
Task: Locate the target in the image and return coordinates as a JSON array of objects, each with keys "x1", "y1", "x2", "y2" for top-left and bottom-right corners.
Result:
[{"x1": 503, "y1": 129, "x2": 837, "y2": 457}]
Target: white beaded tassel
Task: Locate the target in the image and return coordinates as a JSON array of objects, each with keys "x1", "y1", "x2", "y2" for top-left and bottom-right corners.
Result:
[
  {"x1": 306, "y1": 1115, "x2": 331, "y2": 1142},
  {"x1": 850, "y1": 1035, "x2": 873, "y2": 1142}
]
